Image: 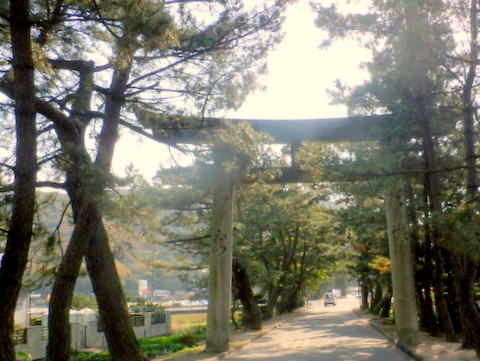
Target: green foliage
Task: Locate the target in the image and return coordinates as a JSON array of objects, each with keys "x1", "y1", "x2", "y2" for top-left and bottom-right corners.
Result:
[
  {"x1": 132, "y1": 296, "x2": 146, "y2": 306},
  {"x1": 15, "y1": 351, "x2": 32, "y2": 361},
  {"x1": 234, "y1": 183, "x2": 340, "y2": 313},
  {"x1": 139, "y1": 325, "x2": 206, "y2": 357},
  {"x1": 71, "y1": 294, "x2": 98, "y2": 311},
  {"x1": 70, "y1": 325, "x2": 206, "y2": 360},
  {"x1": 70, "y1": 350, "x2": 111, "y2": 361},
  {"x1": 129, "y1": 300, "x2": 165, "y2": 314},
  {"x1": 369, "y1": 255, "x2": 391, "y2": 275}
]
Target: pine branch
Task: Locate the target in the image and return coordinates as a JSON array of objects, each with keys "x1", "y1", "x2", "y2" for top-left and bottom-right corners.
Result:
[
  {"x1": 0, "y1": 181, "x2": 66, "y2": 193},
  {"x1": 118, "y1": 118, "x2": 189, "y2": 153}
]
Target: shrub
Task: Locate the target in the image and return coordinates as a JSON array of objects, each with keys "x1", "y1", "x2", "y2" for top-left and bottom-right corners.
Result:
[
  {"x1": 70, "y1": 325, "x2": 207, "y2": 360},
  {"x1": 69, "y1": 350, "x2": 110, "y2": 361}
]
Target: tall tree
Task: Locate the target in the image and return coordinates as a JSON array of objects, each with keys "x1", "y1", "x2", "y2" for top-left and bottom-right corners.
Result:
[
  {"x1": 443, "y1": 0, "x2": 480, "y2": 350},
  {"x1": 234, "y1": 183, "x2": 338, "y2": 316},
  {"x1": 0, "y1": 1, "x2": 37, "y2": 360},
  {"x1": 232, "y1": 257, "x2": 263, "y2": 330}
]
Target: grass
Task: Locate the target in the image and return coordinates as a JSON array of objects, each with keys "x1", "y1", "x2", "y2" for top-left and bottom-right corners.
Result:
[
  {"x1": 170, "y1": 313, "x2": 207, "y2": 333},
  {"x1": 138, "y1": 326, "x2": 206, "y2": 358}
]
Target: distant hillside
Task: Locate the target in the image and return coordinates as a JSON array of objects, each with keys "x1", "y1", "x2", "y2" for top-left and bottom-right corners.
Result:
[{"x1": 33, "y1": 191, "x2": 193, "y2": 298}]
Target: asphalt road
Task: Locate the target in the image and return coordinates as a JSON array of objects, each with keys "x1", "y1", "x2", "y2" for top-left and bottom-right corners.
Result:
[{"x1": 221, "y1": 295, "x2": 412, "y2": 361}]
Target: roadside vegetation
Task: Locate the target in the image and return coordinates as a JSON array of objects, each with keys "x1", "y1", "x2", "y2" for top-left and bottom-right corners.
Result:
[{"x1": 70, "y1": 325, "x2": 206, "y2": 361}]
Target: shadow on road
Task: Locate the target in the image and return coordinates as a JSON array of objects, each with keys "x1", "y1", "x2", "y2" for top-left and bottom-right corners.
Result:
[{"x1": 222, "y1": 299, "x2": 410, "y2": 361}]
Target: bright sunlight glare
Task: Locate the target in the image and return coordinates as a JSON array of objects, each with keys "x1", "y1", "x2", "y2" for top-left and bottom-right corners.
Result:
[{"x1": 112, "y1": 1, "x2": 371, "y2": 181}]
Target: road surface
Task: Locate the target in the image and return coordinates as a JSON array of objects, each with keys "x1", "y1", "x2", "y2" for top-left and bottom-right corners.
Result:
[{"x1": 222, "y1": 295, "x2": 412, "y2": 361}]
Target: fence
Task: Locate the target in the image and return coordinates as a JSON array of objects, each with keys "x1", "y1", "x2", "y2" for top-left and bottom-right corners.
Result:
[{"x1": 14, "y1": 311, "x2": 171, "y2": 360}]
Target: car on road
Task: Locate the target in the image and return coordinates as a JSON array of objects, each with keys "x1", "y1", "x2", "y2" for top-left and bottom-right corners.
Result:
[{"x1": 323, "y1": 293, "x2": 337, "y2": 306}]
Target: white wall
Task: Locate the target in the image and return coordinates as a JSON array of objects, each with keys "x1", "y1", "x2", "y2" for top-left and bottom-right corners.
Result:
[
  {"x1": 15, "y1": 311, "x2": 171, "y2": 360},
  {"x1": 14, "y1": 287, "x2": 29, "y2": 327}
]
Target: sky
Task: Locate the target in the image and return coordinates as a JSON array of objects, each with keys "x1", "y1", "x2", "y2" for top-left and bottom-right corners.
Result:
[{"x1": 112, "y1": 1, "x2": 371, "y2": 181}]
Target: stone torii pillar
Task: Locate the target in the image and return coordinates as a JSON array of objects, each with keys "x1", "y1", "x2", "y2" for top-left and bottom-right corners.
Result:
[
  {"x1": 385, "y1": 180, "x2": 419, "y2": 345},
  {"x1": 205, "y1": 157, "x2": 235, "y2": 353}
]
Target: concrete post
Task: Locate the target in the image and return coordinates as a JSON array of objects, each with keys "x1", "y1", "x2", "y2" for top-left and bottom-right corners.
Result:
[
  {"x1": 385, "y1": 180, "x2": 419, "y2": 345},
  {"x1": 205, "y1": 160, "x2": 235, "y2": 353}
]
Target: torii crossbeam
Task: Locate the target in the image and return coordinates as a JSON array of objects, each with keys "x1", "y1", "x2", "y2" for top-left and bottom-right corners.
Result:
[{"x1": 138, "y1": 113, "x2": 394, "y2": 144}]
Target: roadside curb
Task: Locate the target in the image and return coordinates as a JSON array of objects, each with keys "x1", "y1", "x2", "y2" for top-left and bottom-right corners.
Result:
[{"x1": 353, "y1": 309, "x2": 425, "y2": 361}]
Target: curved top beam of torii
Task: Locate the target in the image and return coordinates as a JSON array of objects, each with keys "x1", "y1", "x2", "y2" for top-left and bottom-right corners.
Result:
[
  {"x1": 135, "y1": 111, "x2": 395, "y2": 145},
  {"x1": 241, "y1": 114, "x2": 393, "y2": 143},
  {"x1": 135, "y1": 113, "x2": 396, "y2": 183}
]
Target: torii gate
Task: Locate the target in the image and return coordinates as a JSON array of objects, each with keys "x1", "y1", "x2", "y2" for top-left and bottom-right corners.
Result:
[{"x1": 137, "y1": 113, "x2": 419, "y2": 351}]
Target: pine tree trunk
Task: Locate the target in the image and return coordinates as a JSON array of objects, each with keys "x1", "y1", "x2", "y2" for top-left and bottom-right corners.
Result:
[
  {"x1": 278, "y1": 274, "x2": 305, "y2": 315},
  {"x1": 370, "y1": 281, "x2": 383, "y2": 314},
  {"x1": 0, "y1": 1, "x2": 37, "y2": 360},
  {"x1": 271, "y1": 274, "x2": 288, "y2": 315},
  {"x1": 432, "y1": 248, "x2": 458, "y2": 341},
  {"x1": 455, "y1": 1, "x2": 480, "y2": 354},
  {"x1": 47, "y1": 200, "x2": 100, "y2": 360},
  {"x1": 412, "y1": 227, "x2": 439, "y2": 335},
  {"x1": 407, "y1": 181, "x2": 439, "y2": 335},
  {"x1": 451, "y1": 255, "x2": 480, "y2": 355},
  {"x1": 232, "y1": 257, "x2": 262, "y2": 330},
  {"x1": 415, "y1": 281, "x2": 429, "y2": 332},
  {"x1": 379, "y1": 294, "x2": 392, "y2": 319},
  {"x1": 47, "y1": 165, "x2": 148, "y2": 361},
  {"x1": 85, "y1": 224, "x2": 148, "y2": 361},
  {"x1": 44, "y1": 49, "x2": 147, "y2": 360},
  {"x1": 48, "y1": 167, "x2": 148, "y2": 361},
  {"x1": 359, "y1": 282, "x2": 369, "y2": 310},
  {"x1": 415, "y1": 95, "x2": 462, "y2": 342},
  {"x1": 421, "y1": 231, "x2": 439, "y2": 336},
  {"x1": 265, "y1": 285, "x2": 279, "y2": 319},
  {"x1": 47, "y1": 108, "x2": 96, "y2": 360}
]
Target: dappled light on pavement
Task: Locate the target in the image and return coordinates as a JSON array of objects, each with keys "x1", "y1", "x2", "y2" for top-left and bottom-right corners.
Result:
[{"x1": 222, "y1": 296, "x2": 411, "y2": 361}]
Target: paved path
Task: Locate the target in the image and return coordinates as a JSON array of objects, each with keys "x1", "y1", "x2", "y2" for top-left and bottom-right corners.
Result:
[{"x1": 221, "y1": 296, "x2": 412, "y2": 361}]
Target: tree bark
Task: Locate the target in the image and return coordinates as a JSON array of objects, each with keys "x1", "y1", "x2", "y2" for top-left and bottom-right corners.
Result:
[
  {"x1": 232, "y1": 257, "x2": 262, "y2": 330},
  {"x1": 379, "y1": 294, "x2": 392, "y2": 319},
  {"x1": 278, "y1": 277, "x2": 304, "y2": 314},
  {"x1": 451, "y1": 255, "x2": 480, "y2": 352},
  {"x1": 431, "y1": 247, "x2": 457, "y2": 341},
  {"x1": 463, "y1": 0, "x2": 479, "y2": 204},
  {"x1": 47, "y1": 200, "x2": 100, "y2": 360},
  {"x1": 370, "y1": 281, "x2": 383, "y2": 315},
  {"x1": 406, "y1": 180, "x2": 439, "y2": 336},
  {"x1": 359, "y1": 282, "x2": 369, "y2": 310},
  {"x1": 0, "y1": 1, "x2": 37, "y2": 360},
  {"x1": 87, "y1": 49, "x2": 148, "y2": 361},
  {"x1": 86, "y1": 222, "x2": 148, "y2": 361},
  {"x1": 453, "y1": 0, "x2": 480, "y2": 354},
  {"x1": 415, "y1": 95, "x2": 460, "y2": 342},
  {"x1": 265, "y1": 284, "x2": 281, "y2": 319},
  {"x1": 420, "y1": 224, "x2": 439, "y2": 336}
]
